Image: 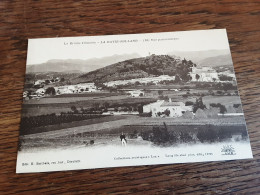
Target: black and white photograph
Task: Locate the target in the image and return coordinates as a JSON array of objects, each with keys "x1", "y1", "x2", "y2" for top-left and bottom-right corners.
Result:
[{"x1": 16, "y1": 29, "x2": 252, "y2": 173}]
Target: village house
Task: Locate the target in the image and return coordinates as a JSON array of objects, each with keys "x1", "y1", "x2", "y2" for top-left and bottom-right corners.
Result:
[{"x1": 143, "y1": 98, "x2": 192, "y2": 117}]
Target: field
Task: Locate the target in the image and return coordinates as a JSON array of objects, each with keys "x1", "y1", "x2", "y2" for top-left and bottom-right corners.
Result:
[
  {"x1": 19, "y1": 82, "x2": 247, "y2": 151},
  {"x1": 19, "y1": 121, "x2": 249, "y2": 151},
  {"x1": 22, "y1": 92, "x2": 156, "y2": 117}
]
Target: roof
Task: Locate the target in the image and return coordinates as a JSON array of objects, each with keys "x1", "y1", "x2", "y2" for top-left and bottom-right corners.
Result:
[{"x1": 161, "y1": 101, "x2": 184, "y2": 107}]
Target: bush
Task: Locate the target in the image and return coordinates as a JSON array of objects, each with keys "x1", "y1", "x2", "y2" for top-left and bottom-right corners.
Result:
[
  {"x1": 179, "y1": 132, "x2": 193, "y2": 143},
  {"x1": 210, "y1": 103, "x2": 227, "y2": 114},
  {"x1": 45, "y1": 87, "x2": 56, "y2": 96},
  {"x1": 197, "y1": 129, "x2": 218, "y2": 143},
  {"x1": 185, "y1": 101, "x2": 194, "y2": 106}
]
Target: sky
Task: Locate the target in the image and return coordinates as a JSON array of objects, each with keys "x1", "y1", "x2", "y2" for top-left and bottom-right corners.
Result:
[{"x1": 27, "y1": 29, "x2": 231, "y2": 65}]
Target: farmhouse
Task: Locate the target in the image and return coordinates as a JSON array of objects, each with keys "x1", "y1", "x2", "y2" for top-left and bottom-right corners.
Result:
[
  {"x1": 77, "y1": 83, "x2": 97, "y2": 92},
  {"x1": 143, "y1": 99, "x2": 192, "y2": 117},
  {"x1": 190, "y1": 67, "x2": 219, "y2": 82}
]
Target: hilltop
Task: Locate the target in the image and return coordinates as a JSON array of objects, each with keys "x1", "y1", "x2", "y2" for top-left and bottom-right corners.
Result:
[{"x1": 76, "y1": 54, "x2": 196, "y2": 83}]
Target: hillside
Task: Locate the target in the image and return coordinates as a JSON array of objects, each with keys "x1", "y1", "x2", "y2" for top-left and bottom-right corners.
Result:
[
  {"x1": 26, "y1": 53, "x2": 140, "y2": 73},
  {"x1": 198, "y1": 54, "x2": 233, "y2": 67},
  {"x1": 168, "y1": 49, "x2": 230, "y2": 63},
  {"x1": 76, "y1": 54, "x2": 196, "y2": 83}
]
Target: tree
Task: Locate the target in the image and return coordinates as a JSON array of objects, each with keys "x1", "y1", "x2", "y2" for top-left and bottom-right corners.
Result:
[
  {"x1": 71, "y1": 105, "x2": 78, "y2": 113},
  {"x1": 208, "y1": 89, "x2": 214, "y2": 95},
  {"x1": 219, "y1": 75, "x2": 233, "y2": 81},
  {"x1": 45, "y1": 87, "x2": 56, "y2": 96},
  {"x1": 217, "y1": 90, "x2": 223, "y2": 95},
  {"x1": 219, "y1": 105, "x2": 227, "y2": 114},
  {"x1": 193, "y1": 97, "x2": 206, "y2": 113},
  {"x1": 222, "y1": 83, "x2": 234, "y2": 91},
  {"x1": 185, "y1": 101, "x2": 194, "y2": 106},
  {"x1": 195, "y1": 74, "x2": 200, "y2": 81},
  {"x1": 103, "y1": 102, "x2": 109, "y2": 109},
  {"x1": 93, "y1": 102, "x2": 100, "y2": 111},
  {"x1": 176, "y1": 59, "x2": 193, "y2": 82},
  {"x1": 175, "y1": 75, "x2": 181, "y2": 82},
  {"x1": 138, "y1": 105, "x2": 143, "y2": 114},
  {"x1": 158, "y1": 90, "x2": 163, "y2": 96},
  {"x1": 60, "y1": 78, "x2": 65, "y2": 82},
  {"x1": 210, "y1": 103, "x2": 227, "y2": 114},
  {"x1": 164, "y1": 109, "x2": 170, "y2": 116},
  {"x1": 135, "y1": 81, "x2": 141, "y2": 86}
]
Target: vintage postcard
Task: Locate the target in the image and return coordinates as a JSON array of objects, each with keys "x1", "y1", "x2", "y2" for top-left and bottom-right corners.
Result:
[{"x1": 16, "y1": 29, "x2": 252, "y2": 173}]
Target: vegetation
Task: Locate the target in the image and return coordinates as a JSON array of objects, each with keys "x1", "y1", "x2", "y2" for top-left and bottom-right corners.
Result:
[
  {"x1": 193, "y1": 97, "x2": 206, "y2": 113},
  {"x1": 45, "y1": 87, "x2": 56, "y2": 96},
  {"x1": 20, "y1": 113, "x2": 106, "y2": 134},
  {"x1": 141, "y1": 124, "x2": 247, "y2": 146},
  {"x1": 79, "y1": 55, "x2": 196, "y2": 83},
  {"x1": 219, "y1": 74, "x2": 233, "y2": 81},
  {"x1": 210, "y1": 103, "x2": 227, "y2": 114}
]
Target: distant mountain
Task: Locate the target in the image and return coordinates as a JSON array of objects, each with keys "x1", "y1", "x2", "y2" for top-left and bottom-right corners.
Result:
[
  {"x1": 198, "y1": 54, "x2": 233, "y2": 67},
  {"x1": 26, "y1": 53, "x2": 141, "y2": 73},
  {"x1": 75, "y1": 54, "x2": 195, "y2": 83},
  {"x1": 168, "y1": 49, "x2": 230, "y2": 64}
]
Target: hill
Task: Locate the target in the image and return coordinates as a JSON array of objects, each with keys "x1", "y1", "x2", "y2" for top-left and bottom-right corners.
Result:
[
  {"x1": 168, "y1": 49, "x2": 230, "y2": 63},
  {"x1": 76, "y1": 54, "x2": 196, "y2": 83},
  {"x1": 26, "y1": 53, "x2": 140, "y2": 73},
  {"x1": 198, "y1": 54, "x2": 233, "y2": 67}
]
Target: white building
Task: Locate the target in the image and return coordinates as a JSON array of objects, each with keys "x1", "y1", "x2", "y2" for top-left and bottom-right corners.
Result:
[
  {"x1": 55, "y1": 83, "x2": 97, "y2": 95},
  {"x1": 128, "y1": 90, "x2": 144, "y2": 97},
  {"x1": 143, "y1": 99, "x2": 192, "y2": 117},
  {"x1": 76, "y1": 83, "x2": 97, "y2": 92},
  {"x1": 34, "y1": 80, "x2": 45, "y2": 85},
  {"x1": 190, "y1": 67, "x2": 219, "y2": 82},
  {"x1": 35, "y1": 88, "x2": 45, "y2": 96}
]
